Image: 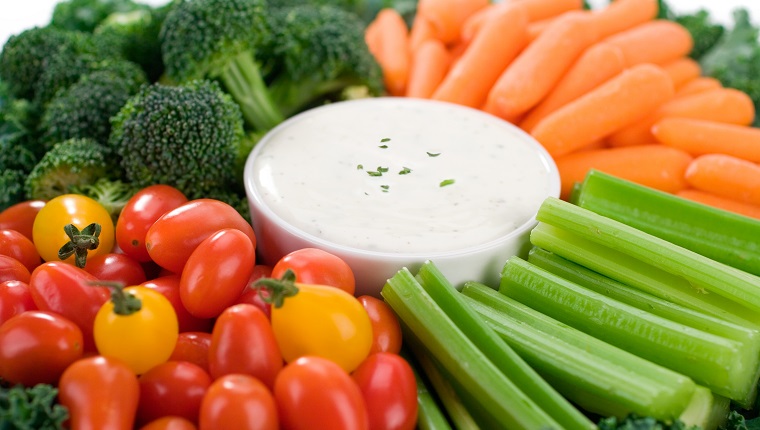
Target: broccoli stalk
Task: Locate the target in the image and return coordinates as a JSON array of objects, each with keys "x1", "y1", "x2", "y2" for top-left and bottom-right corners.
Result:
[{"x1": 71, "y1": 178, "x2": 138, "y2": 223}]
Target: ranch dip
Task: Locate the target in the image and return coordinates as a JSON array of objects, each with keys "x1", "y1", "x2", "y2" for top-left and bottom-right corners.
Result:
[{"x1": 248, "y1": 98, "x2": 557, "y2": 254}]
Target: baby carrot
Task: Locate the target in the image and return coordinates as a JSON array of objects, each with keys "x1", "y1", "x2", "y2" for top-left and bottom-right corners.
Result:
[
  {"x1": 602, "y1": 20, "x2": 694, "y2": 68},
  {"x1": 685, "y1": 154, "x2": 760, "y2": 206},
  {"x1": 416, "y1": 0, "x2": 490, "y2": 44},
  {"x1": 514, "y1": 0, "x2": 584, "y2": 22},
  {"x1": 406, "y1": 39, "x2": 452, "y2": 99},
  {"x1": 409, "y1": 14, "x2": 436, "y2": 53},
  {"x1": 653, "y1": 118, "x2": 760, "y2": 163},
  {"x1": 674, "y1": 77, "x2": 722, "y2": 97},
  {"x1": 530, "y1": 64, "x2": 674, "y2": 157},
  {"x1": 554, "y1": 144, "x2": 692, "y2": 200},
  {"x1": 486, "y1": 11, "x2": 598, "y2": 120},
  {"x1": 432, "y1": 5, "x2": 530, "y2": 108},
  {"x1": 676, "y1": 190, "x2": 760, "y2": 220},
  {"x1": 607, "y1": 88, "x2": 756, "y2": 147},
  {"x1": 365, "y1": 8, "x2": 411, "y2": 96},
  {"x1": 519, "y1": 44, "x2": 627, "y2": 132},
  {"x1": 661, "y1": 57, "x2": 702, "y2": 90},
  {"x1": 589, "y1": 0, "x2": 659, "y2": 40}
]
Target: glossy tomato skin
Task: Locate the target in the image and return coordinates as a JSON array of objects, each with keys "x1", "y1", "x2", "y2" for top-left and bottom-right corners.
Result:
[
  {"x1": 170, "y1": 332, "x2": 213, "y2": 373},
  {"x1": 59, "y1": 355, "x2": 140, "y2": 430},
  {"x1": 357, "y1": 296, "x2": 403, "y2": 354},
  {"x1": 28, "y1": 261, "x2": 109, "y2": 352},
  {"x1": 0, "y1": 200, "x2": 46, "y2": 241},
  {"x1": 145, "y1": 199, "x2": 256, "y2": 273},
  {"x1": 0, "y1": 280, "x2": 37, "y2": 324},
  {"x1": 141, "y1": 275, "x2": 213, "y2": 333},
  {"x1": 0, "y1": 229, "x2": 41, "y2": 272},
  {"x1": 275, "y1": 356, "x2": 369, "y2": 430},
  {"x1": 272, "y1": 248, "x2": 356, "y2": 295},
  {"x1": 84, "y1": 252, "x2": 147, "y2": 286},
  {"x1": 199, "y1": 374, "x2": 278, "y2": 430},
  {"x1": 116, "y1": 185, "x2": 188, "y2": 263},
  {"x1": 94, "y1": 285, "x2": 179, "y2": 374},
  {"x1": 137, "y1": 361, "x2": 212, "y2": 425},
  {"x1": 139, "y1": 416, "x2": 198, "y2": 430},
  {"x1": 351, "y1": 353, "x2": 418, "y2": 430},
  {"x1": 32, "y1": 194, "x2": 115, "y2": 265},
  {"x1": 0, "y1": 310, "x2": 84, "y2": 386},
  {"x1": 0, "y1": 255, "x2": 31, "y2": 283},
  {"x1": 180, "y1": 229, "x2": 255, "y2": 319},
  {"x1": 235, "y1": 265, "x2": 273, "y2": 318},
  {"x1": 208, "y1": 304, "x2": 283, "y2": 389}
]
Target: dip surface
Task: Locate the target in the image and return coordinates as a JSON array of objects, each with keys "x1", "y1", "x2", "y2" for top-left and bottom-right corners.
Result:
[{"x1": 249, "y1": 98, "x2": 557, "y2": 254}]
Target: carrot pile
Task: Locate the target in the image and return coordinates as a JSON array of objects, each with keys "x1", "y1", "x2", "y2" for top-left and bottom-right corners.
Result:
[{"x1": 365, "y1": 0, "x2": 760, "y2": 220}]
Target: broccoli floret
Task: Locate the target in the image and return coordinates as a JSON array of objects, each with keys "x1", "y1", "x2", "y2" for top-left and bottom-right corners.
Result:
[
  {"x1": 0, "y1": 133, "x2": 38, "y2": 174},
  {"x1": 71, "y1": 178, "x2": 138, "y2": 222},
  {"x1": 160, "y1": 0, "x2": 284, "y2": 132},
  {"x1": 265, "y1": 4, "x2": 384, "y2": 117},
  {"x1": 0, "y1": 383, "x2": 68, "y2": 430},
  {"x1": 50, "y1": 0, "x2": 149, "y2": 33},
  {"x1": 598, "y1": 414, "x2": 699, "y2": 430},
  {"x1": 674, "y1": 10, "x2": 725, "y2": 60},
  {"x1": 24, "y1": 137, "x2": 117, "y2": 201},
  {"x1": 265, "y1": 0, "x2": 417, "y2": 25},
  {"x1": 109, "y1": 80, "x2": 246, "y2": 199},
  {"x1": 40, "y1": 65, "x2": 147, "y2": 148},
  {"x1": 0, "y1": 169, "x2": 27, "y2": 212}
]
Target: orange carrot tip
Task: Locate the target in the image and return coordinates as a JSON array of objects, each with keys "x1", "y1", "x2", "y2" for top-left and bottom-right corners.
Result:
[
  {"x1": 417, "y1": 0, "x2": 490, "y2": 44},
  {"x1": 365, "y1": 8, "x2": 411, "y2": 97},
  {"x1": 589, "y1": 0, "x2": 659, "y2": 40},
  {"x1": 684, "y1": 154, "x2": 760, "y2": 207},
  {"x1": 661, "y1": 57, "x2": 702, "y2": 90},
  {"x1": 674, "y1": 77, "x2": 722, "y2": 97},
  {"x1": 409, "y1": 14, "x2": 438, "y2": 53},
  {"x1": 653, "y1": 117, "x2": 760, "y2": 163}
]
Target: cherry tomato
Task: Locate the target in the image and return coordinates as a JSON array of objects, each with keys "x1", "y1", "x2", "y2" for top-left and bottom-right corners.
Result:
[
  {"x1": 116, "y1": 185, "x2": 188, "y2": 262},
  {"x1": 28, "y1": 261, "x2": 109, "y2": 351},
  {"x1": 142, "y1": 275, "x2": 214, "y2": 333},
  {"x1": 0, "y1": 254, "x2": 30, "y2": 283},
  {"x1": 32, "y1": 194, "x2": 115, "y2": 265},
  {"x1": 145, "y1": 199, "x2": 256, "y2": 273},
  {"x1": 139, "y1": 416, "x2": 198, "y2": 430},
  {"x1": 275, "y1": 356, "x2": 369, "y2": 430},
  {"x1": 59, "y1": 355, "x2": 139, "y2": 430},
  {"x1": 170, "y1": 332, "x2": 213, "y2": 373},
  {"x1": 208, "y1": 304, "x2": 283, "y2": 389},
  {"x1": 94, "y1": 285, "x2": 179, "y2": 374},
  {"x1": 84, "y1": 252, "x2": 147, "y2": 285},
  {"x1": 0, "y1": 310, "x2": 84, "y2": 386},
  {"x1": 236, "y1": 265, "x2": 274, "y2": 319},
  {"x1": 199, "y1": 374, "x2": 278, "y2": 430},
  {"x1": 0, "y1": 229, "x2": 41, "y2": 272},
  {"x1": 0, "y1": 200, "x2": 46, "y2": 241},
  {"x1": 357, "y1": 295, "x2": 403, "y2": 354},
  {"x1": 0, "y1": 280, "x2": 37, "y2": 324},
  {"x1": 138, "y1": 361, "x2": 212, "y2": 425},
  {"x1": 351, "y1": 353, "x2": 418, "y2": 430},
  {"x1": 272, "y1": 248, "x2": 356, "y2": 295}
]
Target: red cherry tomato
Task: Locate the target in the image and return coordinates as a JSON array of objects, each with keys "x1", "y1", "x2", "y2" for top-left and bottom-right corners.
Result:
[
  {"x1": 199, "y1": 374, "x2": 278, "y2": 430},
  {"x1": 116, "y1": 185, "x2": 188, "y2": 262},
  {"x1": 208, "y1": 304, "x2": 283, "y2": 389},
  {"x1": 0, "y1": 200, "x2": 46, "y2": 241},
  {"x1": 236, "y1": 265, "x2": 274, "y2": 318},
  {"x1": 351, "y1": 353, "x2": 418, "y2": 430},
  {"x1": 139, "y1": 416, "x2": 198, "y2": 430},
  {"x1": 274, "y1": 356, "x2": 369, "y2": 430},
  {"x1": 141, "y1": 275, "x2": 213, "y2": 333},
  {"x1": 271, "y1": 248, "x2": 356, "y2": 295},
  {"x1": 0, "y1": 255, "x2": 31, "y2": 283},
  {"x1": 28, "y1": 261, "x2": 110, "y2": 351},
  {"x1": 59, "y1": 355, "x2": 140, "y2": 430},
  {"x1": 0, "y1": 229, "x2": 41, "y2": 272},
  {"x1": 84, "y1": 252, "x2": 147, "y2": 286},
  {"x1": 145, "y1": 199, "x2": 256, "y2": 273},
  {"x1": 170, "y1": 332, "x2": 213, "y2": 374},
  {"x1": 357, "y1": 295, "x2": 403, "y2": 354},
  {"x1": 180, "y1": 229, "x2": 255, "y2": 319},
  {"x1": 0, "y1": 280, "x2": 37, "y2": 324},
  {"x1": 138, "y1": 361, "x2": 212, "y2": 425},
  {"x1": 0, "y1": 310, "x2": 84, "y2": 386}
]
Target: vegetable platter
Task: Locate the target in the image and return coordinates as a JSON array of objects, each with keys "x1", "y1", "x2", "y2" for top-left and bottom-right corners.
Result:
[{"x1": 2, "y1": 0, "x2": 760, "y2": 429}]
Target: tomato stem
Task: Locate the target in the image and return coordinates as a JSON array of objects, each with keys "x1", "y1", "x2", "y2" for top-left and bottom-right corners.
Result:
[
  {"x1": 252, "y1": 268, "x2": 300, "y2": 308},
  {"x1": 58, "y1": 223, "x2": 101, "y2": 268},
  {"x1": 89, "y1": 280, "x2": 142, "y2": 315}
]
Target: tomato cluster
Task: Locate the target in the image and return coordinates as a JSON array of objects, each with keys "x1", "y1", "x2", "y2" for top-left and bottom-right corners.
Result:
[{"x1": 0, "y1": 186, "x2": 418, "y2": 430}]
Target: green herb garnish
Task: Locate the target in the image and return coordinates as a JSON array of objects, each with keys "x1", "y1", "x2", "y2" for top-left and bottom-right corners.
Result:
[
  {"x1": 427, "y1": 152, "x2": 441, "y2": 157},
  {"x1": 399, "y1": 167, "x2": 412, "y2": 175},
  {"x1": 440, "y1": 179, "x2": 455, "y2": 187}
]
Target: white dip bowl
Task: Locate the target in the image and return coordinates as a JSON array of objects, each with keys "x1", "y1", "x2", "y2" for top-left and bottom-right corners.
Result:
[{"x1": 244, "y1": 97, "x2": 560, "y2": 297}]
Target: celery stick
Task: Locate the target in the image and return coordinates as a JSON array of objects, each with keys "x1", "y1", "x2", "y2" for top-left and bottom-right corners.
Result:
[
  {"x1": 529, "y1": 222, "x2": 758, "y2": 326},
  {"x1": 678, "y1": 386, "x2": 730, "y2": 430},
  {"x1": 499, "y1": 256, "x2": 759, "y2": 407},
  {"x1": 415, "y1": 261, "x2": 595, "y2": 430},
  {"x1": 527, "y1": 247, "x2": 760, "y2": 351},
  {"x1": 575, "y1": 170, "x2": 760, "y2": 276},
  {"x1": 398, "y1": 348, "x2": 453, "y2": 430},
  {"x1": 460, "y1": 281, "x2": 697, "y2": 421},
  {"x1": 380, "y1": 268, "x2": 563, "y2": 429},
  {"x1": 535, "y1": 196, "x2": 760, "y2": 316}
]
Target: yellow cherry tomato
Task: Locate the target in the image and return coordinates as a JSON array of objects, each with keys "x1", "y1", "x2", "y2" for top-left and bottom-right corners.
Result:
[
  {"x1": 94, "y1": 285, "x2": 179, "y2": 375},
  {"x1": 32, "y1": 194, "x2": 115, "y2": 265}
]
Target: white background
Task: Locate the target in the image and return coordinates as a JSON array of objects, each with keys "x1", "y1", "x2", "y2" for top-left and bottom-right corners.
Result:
[{"x1": 0, "y1": 1, "x2": 759, "y2": 48}]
